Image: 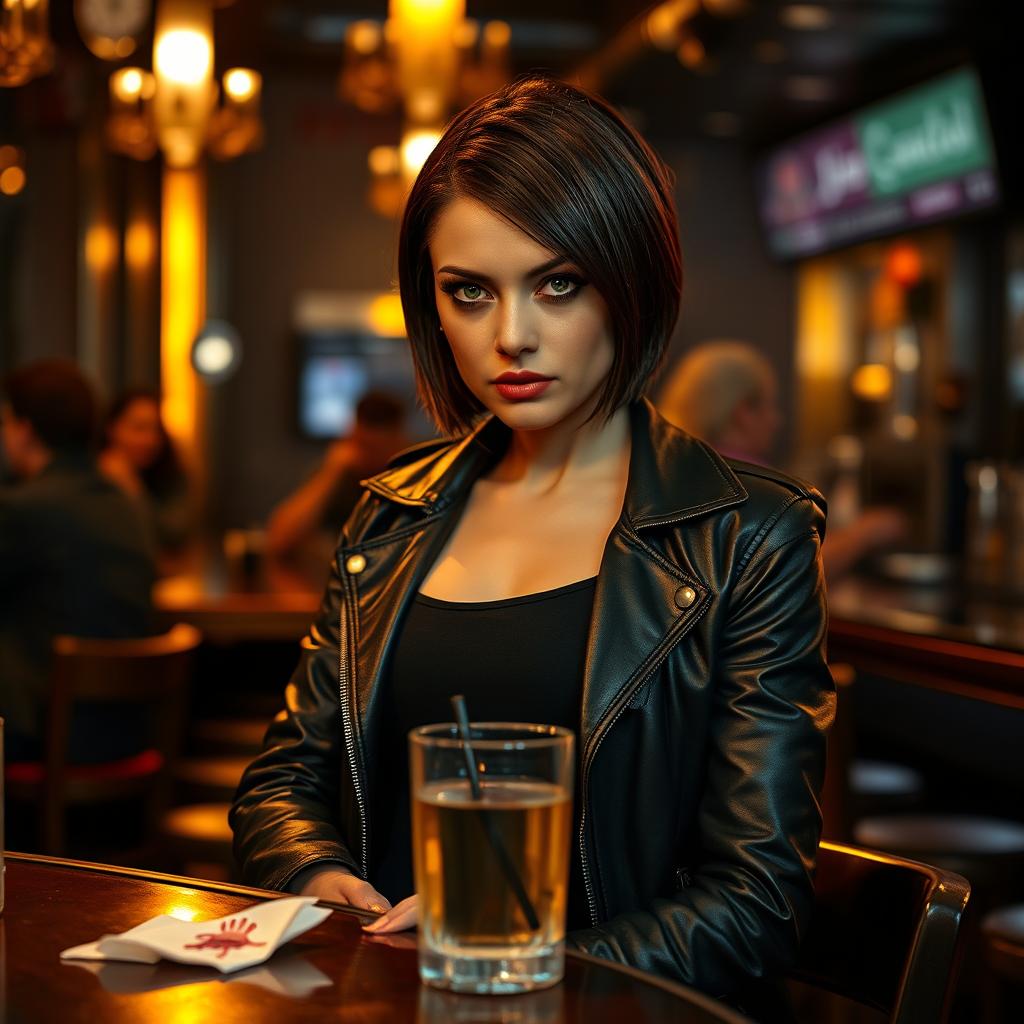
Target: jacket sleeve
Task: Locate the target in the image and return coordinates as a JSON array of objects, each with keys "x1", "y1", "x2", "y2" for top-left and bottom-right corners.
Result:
[
  {"x1": 567, "y1": 496, "x2": 834, "y2": 998},
  {"x1": 229, "y1": 552, "x2": 361, "y2": 890}
]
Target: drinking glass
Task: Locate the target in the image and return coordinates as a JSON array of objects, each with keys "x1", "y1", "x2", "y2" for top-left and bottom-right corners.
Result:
[{"x1": 410, "y1": 722, "x2": 574, "y2": 994}]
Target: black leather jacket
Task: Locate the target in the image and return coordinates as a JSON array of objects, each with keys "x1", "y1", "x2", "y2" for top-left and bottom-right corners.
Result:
[{"x1": 231, "y1": 400, "x2": 833, "y2": 1005}]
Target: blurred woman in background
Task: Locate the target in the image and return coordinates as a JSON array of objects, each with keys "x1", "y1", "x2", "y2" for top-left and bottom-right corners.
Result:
[{"x1": 100, "y1": 391, "x2": 193, "y2": 564}]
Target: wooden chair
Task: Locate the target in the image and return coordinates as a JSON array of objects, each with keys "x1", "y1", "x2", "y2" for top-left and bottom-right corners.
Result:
[
  {"x1": 5, "y1": 623, "x2": 201, "y2": 857},
  {"x1": 788, "y1": 840, "x2": 971, "y2": 1024}
]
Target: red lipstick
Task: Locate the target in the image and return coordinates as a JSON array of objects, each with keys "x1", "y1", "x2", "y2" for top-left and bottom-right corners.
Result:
[{"x1": 492, "y1": 371, "x2": 554, "y2": 402}]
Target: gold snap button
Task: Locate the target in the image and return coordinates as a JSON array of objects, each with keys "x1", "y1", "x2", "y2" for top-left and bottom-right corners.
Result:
[
  {"x1": 345, "y1": 554, "x2": 367, "y2": 575},
  {"x1": 675, "y1": 585, "x2": 697, "y2": 609}
]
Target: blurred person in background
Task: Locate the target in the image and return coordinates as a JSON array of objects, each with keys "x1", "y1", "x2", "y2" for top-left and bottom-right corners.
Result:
[
  {"x1": 657, "y1": 339, "x2": 906, "y2": 580},
  {"x1": 100, "y1": 390, "x2": 193, "y2": 565},
  {"x1": 658, "y1": 340, "x2": 782, "y2": 466},
  {"x1": 0, "y1": 360, "x2": 155, "y2": 762},
  {"x1": 266, "y1": 389, "x2": 409, "y2": 561}
]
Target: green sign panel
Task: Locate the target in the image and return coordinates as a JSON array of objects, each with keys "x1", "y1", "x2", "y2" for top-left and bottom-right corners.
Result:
[{"x1": 857, "y1": 68, "x2": 993, "y2": 197}]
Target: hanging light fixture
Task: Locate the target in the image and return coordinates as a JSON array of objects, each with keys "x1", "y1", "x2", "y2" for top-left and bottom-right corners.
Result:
[
  {"x1": 103, "y1": 1, "x2": 262, "y2": 166},
  {"x1": 347, "y1": 2, "x2": 512, "y2": 216},
  {"x1": 107, "y1": 67, "x2": 158, "y2": 160},
  {"x1": 208, "y1": 67, "x2": 263, "y2": 160},
  {"x1": 152, "y1": 0, "x2": 215, "y2": 168},
  {"x1": 0, "y1": 0, "x2": 53, "y2": 87}
]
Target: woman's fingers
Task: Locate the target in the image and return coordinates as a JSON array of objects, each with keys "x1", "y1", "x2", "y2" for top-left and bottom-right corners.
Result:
[
  {"x1": 363, "y1": 894, "x2": 418, "y2": 933},
  {"x1": 342, "y1": 878, "x2": 393, "y2": 914}
]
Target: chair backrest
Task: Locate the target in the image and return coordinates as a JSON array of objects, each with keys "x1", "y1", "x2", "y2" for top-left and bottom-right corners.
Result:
[
  {"x1": 789, "y1": 841, "x2": 971, "y2": 1024},
  {"x1": 41, "y1": 623, "x2": 202, "y2": 853}
]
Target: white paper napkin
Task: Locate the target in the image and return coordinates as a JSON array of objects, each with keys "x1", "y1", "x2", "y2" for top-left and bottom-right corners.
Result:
[{"x1": 60, "y1": 896, "x2": 331, "y2": 974}]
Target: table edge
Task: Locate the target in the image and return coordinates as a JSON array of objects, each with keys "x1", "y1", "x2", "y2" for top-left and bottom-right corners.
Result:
[{"x1": 3, "y1": 852, "x2": 753, "y2": 1021}]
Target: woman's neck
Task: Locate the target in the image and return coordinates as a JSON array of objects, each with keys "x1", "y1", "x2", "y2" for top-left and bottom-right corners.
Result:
[{"x1": 489, "y1": 403, "x2": 631, "y2": 496}]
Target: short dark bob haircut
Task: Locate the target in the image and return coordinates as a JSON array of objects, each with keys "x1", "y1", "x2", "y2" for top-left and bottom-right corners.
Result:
[{"x1": 398, "y1": 76, "x2": 683, "y2": 435}]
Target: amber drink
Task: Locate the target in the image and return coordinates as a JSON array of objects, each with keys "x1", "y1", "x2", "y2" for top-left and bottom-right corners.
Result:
[{"x1": 410, "y1": 724, "x2": 574, "y2": 994}]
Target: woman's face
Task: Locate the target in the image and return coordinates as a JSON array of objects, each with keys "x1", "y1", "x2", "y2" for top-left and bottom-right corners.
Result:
[
  {"x1": 108, "y1": 397, "x2": 164, "y2": 469},
  {"x1": 430, "y1": 197, "x2": 615, "y2": 432}
]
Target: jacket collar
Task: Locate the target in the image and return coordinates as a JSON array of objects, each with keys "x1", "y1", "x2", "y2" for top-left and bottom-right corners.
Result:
[{"x1": 363, "y1": 399, "x2": 747, "y2": 527}]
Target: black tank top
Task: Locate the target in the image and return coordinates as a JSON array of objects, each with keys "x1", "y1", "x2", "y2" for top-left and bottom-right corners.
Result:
[{"x1": 371, "y1": 577, "x2": 596, "y2": 930}]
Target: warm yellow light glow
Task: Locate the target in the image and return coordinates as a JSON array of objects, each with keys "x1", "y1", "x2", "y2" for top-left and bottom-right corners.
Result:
[
  {"x1": 368, "y1": 144, "x2": 401, "y2": 177},
  {"x1": 153, "y1": 6, "x2": 215, "y2": 168},
  {"x1": 401, "y1": 127, "x2": 441, "y2": 179},
  {"x1": 482, "y1": 19, "x2": 510, "y2": 48},
  {"x1": 0, "y1": 145, "x2": 21, "y2": 168},
  {"x1": 851, "y1": 363, "x2": 892, "y2": 402},
  {"x1": 161, "y1": 167, "x2": 206, "y2": 470},
  {"x1": 155, "y1": 29, "x2": 212, "y2": 85},
  {"x1": 224, "y1": 68, "x2": 260, "y2": 102},
  {"x1": 0, "y1": 166, "x2": 26, "y2": 196},
  {"x1": 453, "y1": 19, "x2": 478, "y2": 49},
  {"x1": 391, "y1": 0, "x2": 464, "y2": 26},
  {"x1": 121, "y1": 67, "x2": 143, "y2": 97},
  {"x1": 85, "y1": 223, "x2": 119, "y2": 272},
  {"x1": 125, "y1": 218, "x2": 156, "y2": 271},
  {"x1": 368, "y1": 293, "x2": 406, "y2": 337},
  {"x1": 349, "y1": 19, "x2": 382, "y2": 55},
  {"x1": 390, "y1": 0, "x2": 464, "y2": 126},
  {"x1": 111, "y1": 66, "x2": 152, "y2": 103},
  {"x1": 165, "y1": 904, "x2": 199, "y2": 922},
  {"x1": 115, "y1": 36, "x2": 137, "y2": 59}
]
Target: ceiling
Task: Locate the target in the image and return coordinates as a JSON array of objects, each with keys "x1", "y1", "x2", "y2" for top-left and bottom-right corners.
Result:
[{"x1": 13, "y1": 1, "x2": 1018, "y2": 160}]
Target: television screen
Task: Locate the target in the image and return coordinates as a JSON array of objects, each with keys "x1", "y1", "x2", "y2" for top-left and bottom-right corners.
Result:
[
  {"x1": 755, "y1": 67, "x2": 1000, "y2": 260},
  {"x1": 298, "y1": 330, "x2": 419, "y2": 439}
]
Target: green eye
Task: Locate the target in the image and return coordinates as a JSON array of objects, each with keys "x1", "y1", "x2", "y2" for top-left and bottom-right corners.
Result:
[
  {"x1": 460, "y1": 284, "x2": 482, "y2": 300},
  {"x1": 549, "y1": 278, "x2": 572, "y2": 293}
]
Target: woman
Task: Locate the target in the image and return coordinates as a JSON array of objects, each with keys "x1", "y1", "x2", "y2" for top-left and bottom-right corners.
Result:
[
  {"x1": 100, "y1": 391, "x2": 192, "y2": 557},
  {"x1": 231, "y1": 77, "x2": 832, "y2": 1016}
]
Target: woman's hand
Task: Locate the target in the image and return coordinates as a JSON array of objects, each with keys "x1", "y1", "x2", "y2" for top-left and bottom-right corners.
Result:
[
  {"x1": 291, "y1": 864, "x2": 391, "y2": 915},
  {"x1": 362, "y1": 894, "x2": 419, "y2": 933}
]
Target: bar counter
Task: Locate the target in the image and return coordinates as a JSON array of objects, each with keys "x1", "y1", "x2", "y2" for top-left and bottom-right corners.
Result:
[{"x1": 829, "y1": 575, "x2": 1024, "y2": 710}]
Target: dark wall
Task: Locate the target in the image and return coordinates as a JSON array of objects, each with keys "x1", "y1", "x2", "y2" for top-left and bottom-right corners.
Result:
[
  {"x1": 0, "y1": 132, "x2": 78, "y2": 374},
  {"x1": 659, "y1": 138, "x2": 796, "y2": 459},
  {"x1": 211, "y1": 71, "x2": 401, "y2": 530}
]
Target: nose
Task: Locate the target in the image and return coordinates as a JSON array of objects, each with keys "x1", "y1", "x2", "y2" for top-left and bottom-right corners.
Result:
[{"x1": 494, "y1": 298, "x2": 538, "y2": 359}]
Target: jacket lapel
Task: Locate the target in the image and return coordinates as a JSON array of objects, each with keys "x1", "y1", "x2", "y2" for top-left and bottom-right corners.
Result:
[{"x1": 578, "y1": 402, "x2": 747, "y2": 756}]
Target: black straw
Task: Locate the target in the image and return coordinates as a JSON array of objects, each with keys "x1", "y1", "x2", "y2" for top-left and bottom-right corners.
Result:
[{"x1": 450, "y1": 695, "x2": 541, "y2": 931}]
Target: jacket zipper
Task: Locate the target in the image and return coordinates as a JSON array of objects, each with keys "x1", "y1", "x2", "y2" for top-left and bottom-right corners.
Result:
[
  {"x1": 577, "y1": 602, "x2": 704, "y2": 927},
  {"x1": 338, "y1": 574, "x2": 369, "y2": 878}
]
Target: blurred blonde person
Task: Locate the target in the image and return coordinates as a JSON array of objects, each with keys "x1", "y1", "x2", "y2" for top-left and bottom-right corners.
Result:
[
  {"x1": 657, "y1": 340, "x2": 781, "y2": 465},
  {"x1": 658, "y1": 340, "x2": 905, "y2": 578}
]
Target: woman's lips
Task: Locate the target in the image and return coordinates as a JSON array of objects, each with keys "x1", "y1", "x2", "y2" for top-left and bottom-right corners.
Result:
[{"x1": 493, "y1": 377, "x2": 553, "y2": 401}]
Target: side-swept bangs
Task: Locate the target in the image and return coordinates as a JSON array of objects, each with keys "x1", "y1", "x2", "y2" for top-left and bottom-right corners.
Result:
[{"x1": 399, "y1": 76, "x2": 683, "y2": 435}]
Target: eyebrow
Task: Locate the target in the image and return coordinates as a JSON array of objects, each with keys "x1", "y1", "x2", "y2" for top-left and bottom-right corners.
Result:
[{"x1": 435, "y1": 255, "x2": 571, "y2": 287}]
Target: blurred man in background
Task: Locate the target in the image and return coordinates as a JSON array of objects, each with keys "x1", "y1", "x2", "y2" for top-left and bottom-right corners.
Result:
[
  {"x1": 658, "y1": 340, "x2": 905, "y2": 580},
  {"x1": 266, "y1": 389, "x2": 409, "y2": 560},
  {"x1": 0, "y1": 360, "x2": 155, "y2": 761}
]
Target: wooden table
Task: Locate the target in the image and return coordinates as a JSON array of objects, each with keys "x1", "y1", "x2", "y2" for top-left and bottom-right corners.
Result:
[{"x1": 0, "y1": 854, "x2": 752, "y2": 1024}]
